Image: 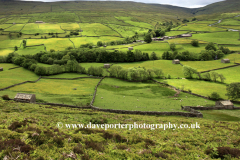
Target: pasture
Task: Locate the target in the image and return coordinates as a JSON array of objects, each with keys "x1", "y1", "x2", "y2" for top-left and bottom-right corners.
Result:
[
  {"x1": 0, "y1": 64, "x2": 39, "y2": 89},
  {"x1": 15, "y1": 45, "x2": 45, "y2": 55},
  {"x1": 178, "y1": 24, "x2": 226, "y2": 32},
  {"x1": 4, "y1": 24, "x2": 25, "y2": 32},
  {"x1": 0, "y1": 39, "x2": 22, "y2": 49},
  {"x1": 80, "y1": 23, "x2": 120, "y2": 37},
  {"x1": 115, "y1": 60, "x2": 185, "y2": 78},
  {"x1": 0, "y1": 24, "x2": 14, "y2": 29},
  {"x1": 214, "y1": 66, "x2": 240, "y2": 84},
  {"x1": 21, "y1": 23, "x2": 65, "y2": 34},
  {"x1": 27, "y1": 38, "x2": 73, "y2": 51},
  {"x1": 0, "y1": 48, "x2": 14, "y2": 56},
  {"x1": 5, "y1": 17, "x2": 30, "y2": 24},
  {"x1": 59, "y1": 23, "x2": 80, "y2": 30},
  {"x1": 159, "y1": 79, "x2": 232, "y2": 100},
  {"x1": 106, "y1": 24, "x2": 148, "y2": 37},
  {"x1": 218, "y1": 19, "x2": 240, "y2": 26},
  {"x1": 181, "y1": 60, "x2": 235, "y2": 72},
  {"x1": 190, "y1": 32, "x2": 240, "y2": 44},
  {"x1": 94, "y1": 78, "x2": 216, "y2": 112},
  {"x1": 0, "y1": 78, "x2": 100, "y2": 105},
  {"x1": 115, "y1": 16, "x2": 154, "y2": 29}
]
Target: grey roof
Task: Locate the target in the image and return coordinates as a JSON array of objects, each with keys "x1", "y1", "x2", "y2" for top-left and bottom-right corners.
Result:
[
  {"x1": 14, "y1": 93, "x2": 35, "y2": 100},
  {"x1": 220, "y1": 100, "x2": 233, "y2": 105},
  {"x1": 222, "y1": 59, "x2": 230, "y2": 61},
  {"x1": 173, "y1": 59, "x2": 180, "y2": 61},
  {"x1": 181, "y1": 34, "x2": 192, "y2": 37}
]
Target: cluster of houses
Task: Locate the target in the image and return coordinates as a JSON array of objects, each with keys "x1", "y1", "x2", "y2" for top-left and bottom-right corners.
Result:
[{"x1": 151, "y1": 33, "x2": 192, "y2": 41}]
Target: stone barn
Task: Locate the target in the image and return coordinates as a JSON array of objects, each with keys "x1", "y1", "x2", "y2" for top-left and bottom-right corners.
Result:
[
  {"x1": 221, "y1": 59, "x2": 230, "y2": 63},
  {"x1": 14, "y1": 93, "x2": 36, "y2": 103},
  {"x1": 215, "y1": 100, "x2": 234, "y2": 109},
  {"x1": 0, "y1": 67, "x2": 3, "y2": 71},
  {"x1": 128, "y1": 47, "x2": 133, "y2": 50},
  {"x1": 172, "y1": 59, "x2": 180, "y2": 64},
  {"x1": 180, "y1": 34, "x2": 192, "y2": 37},
  {"x1": 103, "y1": 45, "x2": 107, "y2": 47},
  {"x1": 79, "y1": 29, "x2": 83, "y2": 32},
  {"x1": 35, "y1": 21, "x2": 43, "y2": 23},
  {"x1": 104, "y1": 64, "x2": 110, "y2": 68}
]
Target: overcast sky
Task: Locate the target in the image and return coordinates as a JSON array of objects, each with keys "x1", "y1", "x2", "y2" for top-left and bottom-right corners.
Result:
[{"x1": 21, "y1": 0, "x2": 225, "y2": 8}]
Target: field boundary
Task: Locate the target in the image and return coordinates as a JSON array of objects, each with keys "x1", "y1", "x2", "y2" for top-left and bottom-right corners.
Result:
[
  {"x1": 0, "y1": 76, "x2": 42, "y2": 91},
  {"x1": 41, "y1": 76, "x2": 102, "y2": 80},
  {"x1": 182, "y1": 106, "x2": 240, "y2": 111},
  {"x1": 200, "y1": 63, "x2": 240, "y2": 73},
  {"x1": 90, "y1": 76, "x2": 105, "y2": 106}
]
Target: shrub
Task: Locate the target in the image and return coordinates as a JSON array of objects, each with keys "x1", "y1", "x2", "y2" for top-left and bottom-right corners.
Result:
[
  {"x1": 191, "y1": 40, "x2": 199, "y2": 47},
  {"x1": 210, "y1": 92, "x2": 221, "y2": 100},
  {"x1": 2, "y1": 95, "x2": 10, "y2": 100}
]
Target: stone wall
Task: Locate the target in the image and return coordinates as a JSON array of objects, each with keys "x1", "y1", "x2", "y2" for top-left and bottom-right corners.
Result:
[
  {"x1": 183, "y1": 106, "x2": 240, "y2": 110},
  {"x1": 200, "y1": 64, "x2": 240, "y2": 73},
  {"x1": 90, "y1": 106, "x2": 203, "y2": 118},
  {"x1": 0, "y1": 77, "x2": 42, "y2": 91},
  {"x1": 90, "y1": 76, "x2": 105, "y2": 106},
  {"x1": 41, "y1": 76, "x2": 101, "y2": 80}
]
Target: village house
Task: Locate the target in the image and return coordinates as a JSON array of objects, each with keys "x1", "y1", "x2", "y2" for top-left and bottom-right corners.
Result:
[
  {"x1": 0, "y1": 67, "x2": 3, "y2": 71},
  {"x1": 215, "y1": 100, "x2": 234, "y2": 109},
  {"x1": 172, "y1": 59, "x2": 180, "y2": 64},
  {"x1": 128, "y1": 47, "x2": 133, "y2": 50},
  {"x1": 14, "y1": 93, "x2": 36, "y2": 103},
  {"x1": 221, "y1": 59, "x2": 230, "y2": 63},
  {"x1": 104, "y1": 64, "x2": 110, "y2": 68}
]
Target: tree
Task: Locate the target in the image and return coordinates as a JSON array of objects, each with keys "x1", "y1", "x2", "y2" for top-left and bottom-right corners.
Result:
[
  {"x1": 34, "y1": 66, "x2": 46, "y2": 75},
  {"x1": 183, "y1": 65, "x2": 197, "y2": 79},
  {"x1": 202, "y1": 72, "x2": 211, "y2": 81},
  {"x1": 150, "y1": 52, "x2": 158, "y2": 60},
  {"x1": 210, "y1": 92, "x2": 221, "y2": 100},
  {"x1": 109, "y1": 65, "x2": 123, "y2": 77},
  {"x1": 126, "y1": 50, "x2": 135, "y2": 62},
  {"x1": 97, "y1": 41, "x2": 103, "y2": 47},
  {"x1": 22, "y1": 39, "x2": 26, "y2": 48},
  {"x1": 219, "y1": 46, "x2": 231, "y2": 54},
  {"x1": 14, "y1": 46, "x2": 18, "y2": 51},
  {"x1": 170, "y1": 43, "x2": 176, "y2": 51},
  {"x1": 218, "y1": 73, "x2": 226, "y2": 83},
  {"x1": 210, "y1": 72, "x2": 219, "y2": 82},
  {"x1": 226, "y1": 82, "x2": 240, "y2": 100},
  {"x1": 191, "y1": 40, "x2": 199, "y2": 47},
  {"x1": 144, "y1": 33, "x2": 152, "y2": 43},
  {"x1": 192, "y1": 17, "x2": 197, "y2": 21},
  {"x1": 205, "y1": 42, "x2": 217, "y2": 51}
]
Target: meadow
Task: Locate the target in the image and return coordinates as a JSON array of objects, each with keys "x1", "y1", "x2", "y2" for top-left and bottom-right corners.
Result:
[
  {"x1": 218, "y1": 18, "x2": 240, "y2": 26},
  {"x1": 0, "y1": 48, "x2": 14, "y2": 56},
  {"x1": 190, "y1": 32, "x2": 240, "y2": 44},
  {"x1": 115, "y1": 16, "x2": 154, "y2": 29},
  {"x1": 21, "y1": 23, "x2": 65, "y2": 34},
  {"x1": 15, "y1": 45, "x2": 45, "y2": 55},
  {"x1": 0, "y1": 39, "x2": 22, "y2": 49},
  {"x1": 175, "y1": 24, "x2": 226, "y2": 32},
  {"x1": 94, "y1": 78, "x2": 216, "y2": 112},
  {"x1": 0, "y1": 78, "x2": 100, "y2": 105},
  {"x1": 0, "y1": 64, "x2": 39, "y2": 89},
  {"x1": 4, "y1": 24, "x2": 25, "y2": 32},
  {"x1": 214, "y1": 66, "x2": 240, "y2": 84}
]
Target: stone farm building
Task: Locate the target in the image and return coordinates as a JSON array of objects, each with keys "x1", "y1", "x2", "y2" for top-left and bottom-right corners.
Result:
[
  {"x1": 177, "y1": 34, "x2": 192, "y2": 38},
  {"x1": 128, "y1": 47, "x2": 133, "y2": 50},
  {"x1": 172, "y1": 59, "x2": 180, "y2": 64},
  {"x1": 0, "y1": 67, "x2": 3, "y2": 71},
  {"x1": 152, "y1": 37, "x2": 164, "y2": 41},
  {"x1": 35, "y1": 21, "x2": 44, "y2": 23},
  {"x1": 215, "y1": 100, "x2": 234, "y2": 109},
  {"x1": 14, "y1": 93, "x2": 36, "y2": 103},
  {"x1": 104, "y1": 64, "x2": 111, "y2": 68},
  {"x1": 221, "y1": 59, "x2": 230, "y2": 63}
]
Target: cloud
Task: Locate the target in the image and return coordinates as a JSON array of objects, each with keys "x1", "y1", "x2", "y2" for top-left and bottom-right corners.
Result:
[{"x1": 21, "y1": 0, "x2": 224, "y2": 8}]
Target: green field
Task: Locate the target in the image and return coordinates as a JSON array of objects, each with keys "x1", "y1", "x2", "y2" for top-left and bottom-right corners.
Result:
[
  {"x1": 159, "y1": 79, "x2": 236, "y2": 100},
  {"x1": 115, "y1": 16, "x2": 154, "y2": 29},
  {"x1": 21, "y1": 23, "x2": 65, "y2": 34},
  {"x1": 165, "y1": 31, "x2": 189, "y2": 36},
  {"x1": 4, "y1": 24, "x2": 25, "y2": 32},
  {"x1": 0, "y1": 39, "x2": 22, "y2": 49},
  {"x1": 219, "y1": 18, "x2": 240, "y2": 26},
  {"x1": 5, "y1": 17, "x2": 30, "y2": 24},
  {"x1": 0, "y1": 78, "x2": 100, "y2": 105},
  {"x1": 27, "y1": 38, "x2": 73, "y2": 51},
  {"x1": 70, "y1": 36, "x2": 124, "y2": 48},
  {"x1": 0, "y1": 24, "x2": 13, "y2": 29},
  {"x1": 0, "y1": 63, "x2": 39, "y2": 89},
  {"x1": 80, "y1": 23, "x2": 120, "y2": 37},
  {"x1": 176, "y1": 24, "x2": 226, "y2": 32},
  {"x1": 190, "y1": 32, "x2": 240, "y2": 44},
  {"x1": 0, "y1": 48, "x2": 14, "y2": 56},
  {"x1": 115, "y1": 60, "x2": 185, "y2": 78},
  {"x1": 106, "y1": 24, "x2": 148, "y2": 37},
  {"x1": 15, "y1": 45, "x2": 45, "y2": 55},
  {"x1": 94, "y1": 78, "x2": 216, "y2": 111},
  {"x1": 214, "y1": 66, "x2": 240, "y2": 84},
  {"x1": 181, "y1": 59, "x2": 235, "y2": 72},
  {"x1": 59, "y1": 23, "x2": 80, "y2": 30}
]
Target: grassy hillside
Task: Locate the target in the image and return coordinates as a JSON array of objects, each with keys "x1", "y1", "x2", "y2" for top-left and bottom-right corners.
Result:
[{"x1": 0, "y1": 98, "x2": 240, "y2": 159}]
